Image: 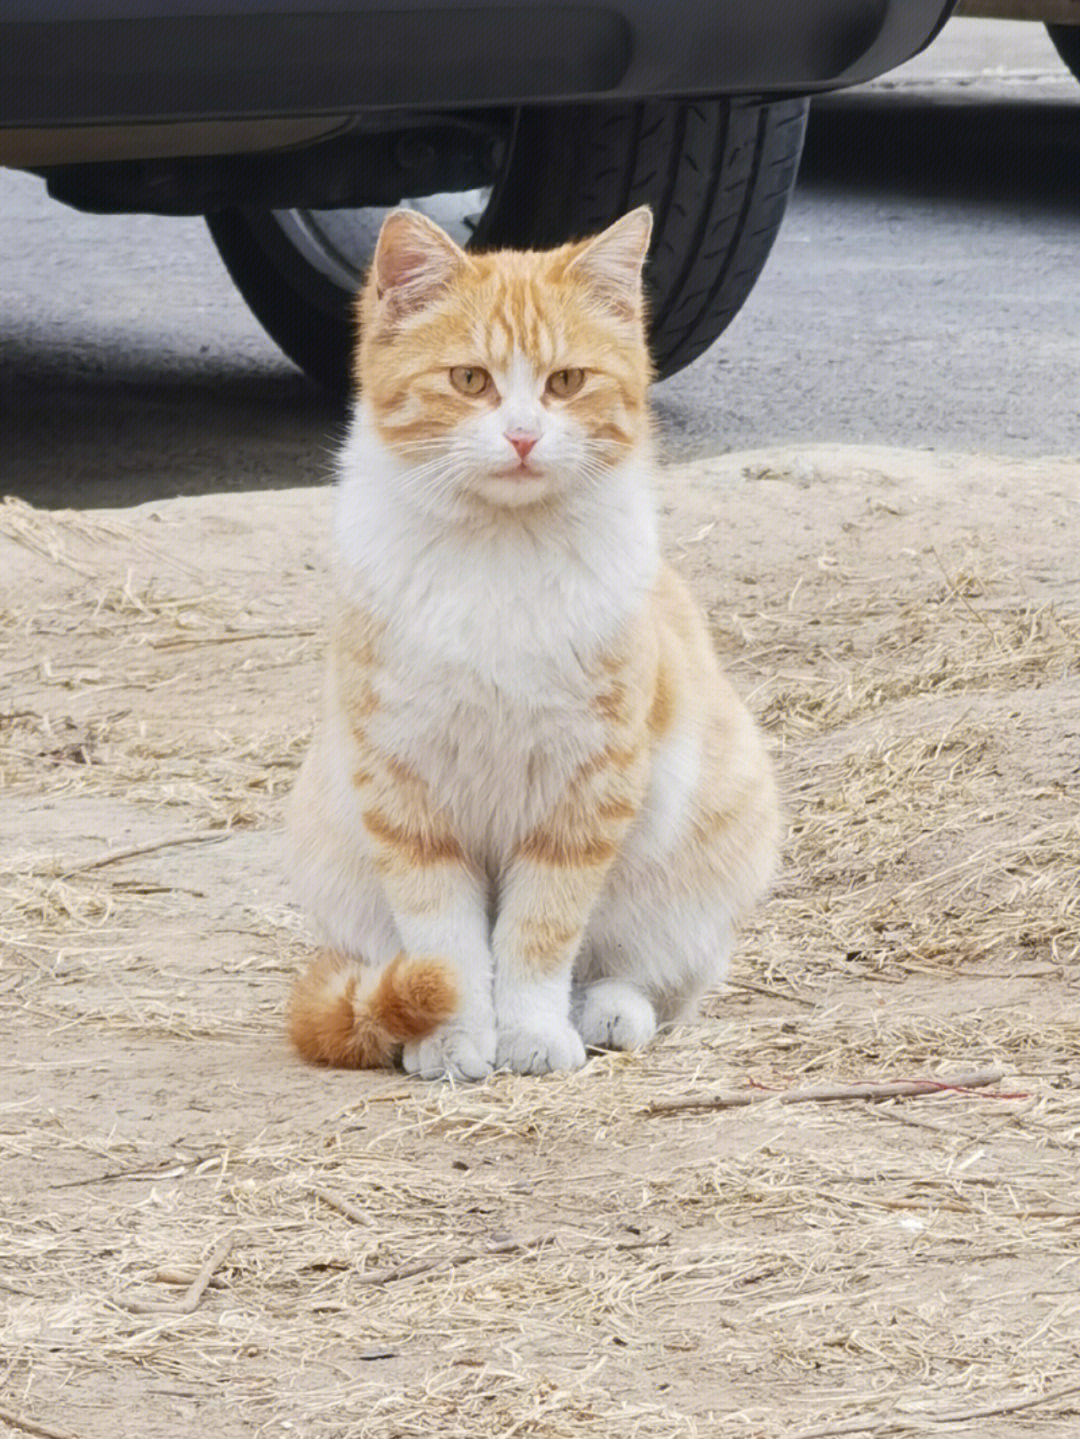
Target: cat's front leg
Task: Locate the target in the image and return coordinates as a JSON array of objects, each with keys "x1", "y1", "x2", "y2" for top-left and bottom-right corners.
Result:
[
  {"x1": 363, "y1": 817, "x2": 496, "y2": 1081},
  {"x1": 492, "y1": 825, "x2": 633, "y2": 1076},
  {"x1": 492, "y1": 732, "x2": 649, "y2": 1075},
  {"x1": 395, "y1": 890, "x2": 496, "y2": 1082}
]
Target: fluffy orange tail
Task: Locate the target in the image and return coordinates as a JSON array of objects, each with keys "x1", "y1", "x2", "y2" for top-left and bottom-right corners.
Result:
[{"x1": 288, "y1": 952, "x2": 458, "y2": 1068}]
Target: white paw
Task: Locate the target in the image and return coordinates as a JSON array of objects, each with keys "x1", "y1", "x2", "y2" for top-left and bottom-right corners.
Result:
[
  {"x1": 496, "y1": 1021, "x2": 586, "y2": 1076},
  {"x1": 576, "y1": 980, "x2": 657, "y2": 1051},
  {"x1": 402, "y1": 1024, "x2": 496, "y2": 1082}
]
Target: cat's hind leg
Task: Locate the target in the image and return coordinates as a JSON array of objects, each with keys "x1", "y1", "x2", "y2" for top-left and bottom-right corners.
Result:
[
  {"x1": 573, "y1": 978, "x2": 657, "y2": 1050},
  {"x1": 576, "y1": 884, "x2": 734, "y2": 1050}
]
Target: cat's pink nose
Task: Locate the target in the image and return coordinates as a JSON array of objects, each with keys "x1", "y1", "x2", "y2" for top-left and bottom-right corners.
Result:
[{"x1": 506, "y1": 431, "x2": 539, "y2": 462}]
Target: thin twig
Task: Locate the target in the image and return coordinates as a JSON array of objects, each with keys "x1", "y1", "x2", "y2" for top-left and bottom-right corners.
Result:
[
  {"x1": 787, "y1": 1374, "x2": 1080, "y2": 1437},
  {"x1": 609, "y1": 1231, "x2": 672, "y2": 1253},
  {"x1": 353, "y1": 1229, "x2": 669, "y2": 1287},
  {"x1": 311, "y1": 1185, "x2": 371, "y2": 1228},
  {"x1": 0, "y1": 1405, "x2": 80, "y2": 1439},
  {"x1": 174, "y1": 1235, "x2": 236, "y2": 1313},
  {"x1": 723, "y1": 978, "x2": 818, "y2": 1009},
  {"x1": 642, "y1": 1067, "x2": 1008, "y2": 1116},
  {"x1": 150, "y1": 628, "x2": 315, "y2": 650},
  {"x1": 154, "y1": 1267, "x2": 225, "y2": 1289},
  {"x1": 354, "y1": 1235, "x2": 549, "y2": 1286},
  {"x1": 124, "y1": 1233, "x2": 235, "y2": 1315},
  {"x1": 928, "y1": 1377, "x2": 1080, "y2": 1423},
  {"x1": 58, "y1": 832, "x2": 228, "y2": 877},
  {"x1": 51, "y1": 1162, "x2": 188, "y2": 1189},
  {"x1": 870, "y1": 1197, "x2": 1080, "y2": 1220}
]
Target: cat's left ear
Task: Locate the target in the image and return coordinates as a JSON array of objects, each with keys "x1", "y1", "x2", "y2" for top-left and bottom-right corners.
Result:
[
  {"x1": 371, "y1": 209, "x2": 470, "y2": 320},
  {"x1": 566, "y1": 206, "x2": 652, "y2": 316}
]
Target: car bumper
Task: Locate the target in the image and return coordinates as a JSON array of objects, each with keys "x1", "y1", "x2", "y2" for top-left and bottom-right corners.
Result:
[{"x1": 2, "y1": 1, "x2": 956, "y2": 128}]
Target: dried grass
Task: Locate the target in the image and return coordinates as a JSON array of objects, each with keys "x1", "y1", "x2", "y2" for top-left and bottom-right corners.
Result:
[
  {"x1": 2, "y1": 476, "x2": 1079, "y2": 1438},
  {"x1": 753, "y1": 599, "x2": 1076, "y2": 738},
  {"x1": 0, "y1": 495, "x2": 142, "y2": 576}
]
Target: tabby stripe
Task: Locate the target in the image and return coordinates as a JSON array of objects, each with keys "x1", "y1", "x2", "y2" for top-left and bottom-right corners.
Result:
[
  {"x1": 362, "y1": 808, "x2": 464, "y2": 865},
  {"x1": 596, "y1": 797, "x2": 637, "y2": 822},
  {"x1": 518, "y1": 830, "x2": 616, "y2": 867},
  {"x1": 575, "y1": 743, "x2": 640, "y2": 784}
]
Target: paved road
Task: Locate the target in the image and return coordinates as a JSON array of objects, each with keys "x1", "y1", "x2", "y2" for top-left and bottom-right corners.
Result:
[{"x1": 1, "y1": 19, "x2": 1078, "y2": 508}]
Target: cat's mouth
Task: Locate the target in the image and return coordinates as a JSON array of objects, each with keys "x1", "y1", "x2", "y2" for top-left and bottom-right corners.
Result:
[
  {"x1": 470, "y1": 462, "x2": 556, "y2": 509},
  {"x1": 490, "y1": 462, "x2": 543, "y2": 481}
]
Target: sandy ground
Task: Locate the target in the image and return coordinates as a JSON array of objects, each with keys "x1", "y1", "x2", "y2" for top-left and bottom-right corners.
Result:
[{"x1": 2, "y1": 446, "x2": 1079, "y2": 1438}]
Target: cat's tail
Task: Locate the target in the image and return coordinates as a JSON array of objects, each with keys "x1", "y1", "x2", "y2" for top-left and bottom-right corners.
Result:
[{"x1": 288, "y1": 952, "x2": 458, "y2": 1068}]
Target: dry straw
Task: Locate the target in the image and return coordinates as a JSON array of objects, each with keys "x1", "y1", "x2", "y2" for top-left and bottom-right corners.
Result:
[{"x1": 2, "y1": 471, "x2": 1079, "y2": 1437}]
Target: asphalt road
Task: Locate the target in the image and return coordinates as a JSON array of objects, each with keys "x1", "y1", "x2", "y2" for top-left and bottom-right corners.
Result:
[{"x1": 2, "y1": 19, "x2": 1079, "y2": 509}]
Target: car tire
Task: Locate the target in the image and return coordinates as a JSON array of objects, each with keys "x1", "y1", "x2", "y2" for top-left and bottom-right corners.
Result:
[
  {"x1": 1046, "y1": 23, "x2": 1080, "y2": 82},
  {"x1": 206, "y1": 96, "x2": 807, "y2": 394}
]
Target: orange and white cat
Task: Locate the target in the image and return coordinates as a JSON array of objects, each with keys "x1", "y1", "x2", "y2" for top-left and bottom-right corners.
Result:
[{"x1": 287, "y1": 205, "x2": 778, "y2": 1080}]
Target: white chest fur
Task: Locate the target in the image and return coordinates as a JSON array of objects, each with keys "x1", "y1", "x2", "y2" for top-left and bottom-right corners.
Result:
[{"x1": 332, "y1": 414, "x2": 659, "y2": 861}]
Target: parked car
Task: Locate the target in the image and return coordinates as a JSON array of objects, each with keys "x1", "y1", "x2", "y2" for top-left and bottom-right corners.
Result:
[
  {"x1": 955, "y1": 1, "x2": 1080, "y2": 79},
  {"x1": 1, "y1": 1, "x2": 957, "y2": 392}
]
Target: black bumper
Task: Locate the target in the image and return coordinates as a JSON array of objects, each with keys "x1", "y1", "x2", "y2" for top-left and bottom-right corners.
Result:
[{"x1": 3, "y1": 1, "x2": 955, "y2": 128}]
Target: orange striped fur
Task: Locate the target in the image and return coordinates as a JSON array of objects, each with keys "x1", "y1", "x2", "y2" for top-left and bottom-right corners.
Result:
[{"x1": 289, "y1": 953, "x2": 458, "y2": 1068}]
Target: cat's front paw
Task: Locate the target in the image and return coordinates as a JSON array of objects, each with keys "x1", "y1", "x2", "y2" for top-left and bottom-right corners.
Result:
[
  {"x1": 496, "y1": 1021, "x2": 587, "y2": 1076},
  {"x1": 402, "y1": 1023, "x2": 496, "y2": 1082}
]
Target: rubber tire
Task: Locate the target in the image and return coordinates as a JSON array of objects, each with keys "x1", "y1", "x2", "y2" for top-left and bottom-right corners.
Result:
[
  {"x1": 206, "y1": 96, "x2": 808, "y2": 394},
  {"x1": 1046, "y1": 24, "x2": 1080, "y2": 82}
]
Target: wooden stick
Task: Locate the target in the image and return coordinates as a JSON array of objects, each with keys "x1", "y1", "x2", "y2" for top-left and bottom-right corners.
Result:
[
  {"x1": 174, "y1": 1234, "x2": 235, "y2": 1314},
  {"x1": 0, "y1": 1405, "x2": 80, "y2": 1439},
  {"x1": 59, "y1": 832, "x2": 227, "y2": 877},
  {"x1": 351, "y1": 1229, "x2": 669, "y2": 1287},
  {"x1": 642, "y1": 1067, "x2": 1007, "y2": 1116},
  {"x1": 353, "y1": 1235, "x2": 544, "y2": 1286},
  {"x1": 125, "y1": 1233, "x2": 235, "y2": 1316},
  {"x1": 311, "y1": 1185, "x2": 371, "y2": 1228},
  {"x1": 723, "y1": 978, "x2": 817, "y2": 1009},
  {"x1": 787, "y1": 1375, "x2": 1080, "y2": 1437},
  {"x1": 928, "y1": 1376, "x2": 1080, "y2": 1424},
  {"x1": 150, "y1": 627, "x2": 315, "y2": 650}
]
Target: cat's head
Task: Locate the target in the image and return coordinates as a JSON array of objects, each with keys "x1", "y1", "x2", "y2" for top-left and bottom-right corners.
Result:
[{"x1": 356, "y1": 207, "x2": 653, "y2": 512}]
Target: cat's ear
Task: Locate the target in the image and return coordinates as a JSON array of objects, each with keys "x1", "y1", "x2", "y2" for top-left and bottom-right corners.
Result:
[
  {"x1": 371, "y1": 209, "x2": 469, "y2": 319},
  {"x1": 566, "y1": 206, "x2": 652, "y2": 316}
]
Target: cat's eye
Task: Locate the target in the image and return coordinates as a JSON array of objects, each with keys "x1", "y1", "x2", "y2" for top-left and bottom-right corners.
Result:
[
  {"x1": 450, "y1": 366, "x2": 491, "y2": 397},
  {"x1": 547, "y1": 368, "x2": 585, "y2": 399}
]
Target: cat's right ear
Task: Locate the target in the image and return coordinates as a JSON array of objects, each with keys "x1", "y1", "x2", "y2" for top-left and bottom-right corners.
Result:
[{"x1": 371, "y1": 210, "x2": 469, "y2": 321}]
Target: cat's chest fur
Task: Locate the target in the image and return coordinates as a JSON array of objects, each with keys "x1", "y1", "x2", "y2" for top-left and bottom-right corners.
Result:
[
  {"x1": 378, "y1": 653, "x2": 599, "y2": 858},
  {"x1": 333, "y1": 446, "x2": 658, "y2": 859}
]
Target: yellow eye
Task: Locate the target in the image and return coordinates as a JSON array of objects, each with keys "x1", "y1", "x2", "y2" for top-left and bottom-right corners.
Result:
[
  {"x1": 449, "y1": 366, "x2": 491, "y2": 397},
  {"x1": 547, "y1": 367, "x2": 585, "y2": 399}
]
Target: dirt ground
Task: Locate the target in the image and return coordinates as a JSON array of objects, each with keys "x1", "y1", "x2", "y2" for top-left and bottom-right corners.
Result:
[{"x1": 2, "y1": 445, "x2": 1078, "y2": 1438}]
